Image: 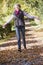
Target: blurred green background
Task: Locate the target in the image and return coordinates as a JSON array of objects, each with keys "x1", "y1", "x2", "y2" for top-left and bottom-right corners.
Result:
[
  {"x1": 0, "y1": 0, "x2": 43, "y2": 39},
  {"x1": 0, "y1": 0, "x2": 43, "y2": 25}
]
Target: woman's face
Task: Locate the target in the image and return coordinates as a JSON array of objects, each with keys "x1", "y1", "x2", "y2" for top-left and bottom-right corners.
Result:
[{"x1": 14, "y1": 6, "x2": 20, "y2": 11}]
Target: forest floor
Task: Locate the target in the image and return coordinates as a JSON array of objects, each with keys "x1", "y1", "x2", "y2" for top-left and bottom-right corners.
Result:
[{"x1": 0, "y1": 25, "x2": 43, "y2": 65}]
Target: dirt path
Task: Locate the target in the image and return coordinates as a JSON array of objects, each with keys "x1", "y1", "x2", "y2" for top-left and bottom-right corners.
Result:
[{"x1": 0, "y1": 30, "x2": 43, "y2": 65}]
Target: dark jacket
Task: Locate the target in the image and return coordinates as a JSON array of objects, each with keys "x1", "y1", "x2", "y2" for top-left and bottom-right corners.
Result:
[
  {"x1": 14, "y1": 10, "x2": 25, "y2": 27},
  {"x1": 5, "y1": 9, "x2": 35, "y2": 27}
]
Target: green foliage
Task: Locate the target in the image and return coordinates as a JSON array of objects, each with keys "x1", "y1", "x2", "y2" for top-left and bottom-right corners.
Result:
[
  {"x1": 0, "y1": 23, "x2": 12, "y2": 39},
  {"x1": 24, "y1": 0, "x2": 43, "y2": 21},
  {"x1": 0, "y1": 0, "x2": 43, "y2": 40},
  {"x1": 0, "y1": 0, "x2": 43, "y2": 34}
]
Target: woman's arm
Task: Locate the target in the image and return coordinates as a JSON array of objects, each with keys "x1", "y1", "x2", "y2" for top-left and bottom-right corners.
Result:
[
  {"x1": 4, "y1": 15, "x2": 14, "y2": 25},
  {"x1": 3, "y1": 14, "x2": 15, "y2": 28},
  {"x1": 23, "y1": 11, "x2": 39, "y2": 19}
]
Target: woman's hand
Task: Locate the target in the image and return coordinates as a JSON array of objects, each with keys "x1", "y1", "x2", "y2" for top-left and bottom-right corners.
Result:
[
  {"x1": 34, "y1": 16, "x2": 40, "y2": 25},
  {"x1": 3, "y1": 24, "x2": 6, "y2": 28},
  {"x1": 34, "y1": 16, "x2": 40, "y2": 20}
]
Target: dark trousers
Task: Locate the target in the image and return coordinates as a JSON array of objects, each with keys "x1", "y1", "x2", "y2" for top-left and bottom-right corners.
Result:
[{"x1": 15, "y1": 26, "x2": 26, "y2": 49}]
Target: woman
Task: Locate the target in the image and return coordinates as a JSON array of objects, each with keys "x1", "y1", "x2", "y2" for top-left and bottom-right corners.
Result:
[{"x1": 3, "y1": 4, "x2": 39, "y2": 52}]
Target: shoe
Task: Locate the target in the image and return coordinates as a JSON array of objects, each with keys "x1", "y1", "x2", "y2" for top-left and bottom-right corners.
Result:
[
  {"x1": 18, "y1": 49, "x2": 22, "y2": 52},
  {"x1": 24, "y1": 47, "x2": 27, "y2": 50}
]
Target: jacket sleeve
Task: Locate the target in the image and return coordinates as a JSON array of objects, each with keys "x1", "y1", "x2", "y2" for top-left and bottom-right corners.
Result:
[
  {"x1": 23, "y1": 11, "x2": 35, "y2": 19},
  {"x1": 4, "y1": 14, "x2": 15, "y2": 25}
]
